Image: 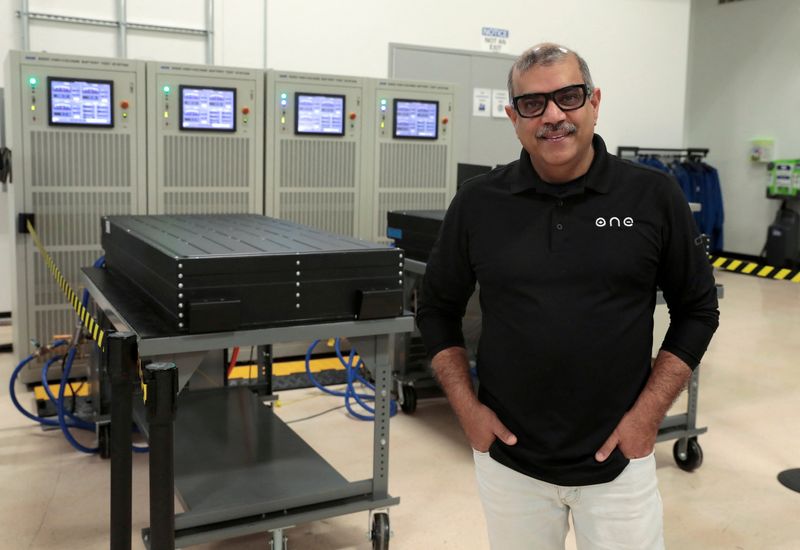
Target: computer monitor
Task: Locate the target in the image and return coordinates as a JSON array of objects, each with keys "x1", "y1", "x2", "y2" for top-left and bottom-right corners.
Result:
[
  {"x1": 179, "y1": 85, "x2": 236, "y2": 131},
  {"x1": 295, "y1": 93, "x2": 345, "y2": 136},
  {"x1": 393, "y1": 99, "x2": 438, "y2": 140},
  {"x1": 48, "y1": 77, "x2": 113, "y2": 127}
]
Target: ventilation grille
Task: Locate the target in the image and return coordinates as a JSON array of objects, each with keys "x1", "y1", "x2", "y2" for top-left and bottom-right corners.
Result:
[
  {"x1": 164, "y1": 135, "x2": 250, "y2": 188},
  {"x1": 31, "y1": 131, "x2": 131, "y2": 188},
  {"x1": 32, "y1": 247, "x2": 102, "y2": 362},
  {"x1": 376, "y1": 191, "x2": 448, "y2": 241},
  {"x1": 28, "y1": 130, "x2": 136, "y2": 344},
  {"x1": 279, "y1": 140, "x2": 356, "y2": 188},
  {"x1": 279, "y1": 191, "x2": 355, "y2": 236},
  {"x1": 378, "y1": 142, "x2": 448, "y2": 189},
  {"x1": 32, "y1": 191, "x2": 133, "y2": 246},
  {"x1": 33, "y1": 248, "x2": 104, "y2": 306},
  {"x1": 164, "y1": 191, "x2": 251, "y2": 214},
  {"x1": 35, "y1": 308, "x2": 79, "y2": 345}
]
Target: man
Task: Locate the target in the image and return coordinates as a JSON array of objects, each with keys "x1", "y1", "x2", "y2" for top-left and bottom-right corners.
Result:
[{"x1": 416, "y1": 43, "x2": 719, "y2": 549}]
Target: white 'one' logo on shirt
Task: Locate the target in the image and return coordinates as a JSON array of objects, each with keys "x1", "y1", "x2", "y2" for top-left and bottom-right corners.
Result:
[{"x1": 595, "y1": 216, "x2": 634, "y2": 228}]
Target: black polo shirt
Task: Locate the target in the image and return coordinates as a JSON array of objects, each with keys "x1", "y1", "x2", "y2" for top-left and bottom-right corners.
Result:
[{"x1": 417, "y1": 134, "x2": 719, "y2": 486}]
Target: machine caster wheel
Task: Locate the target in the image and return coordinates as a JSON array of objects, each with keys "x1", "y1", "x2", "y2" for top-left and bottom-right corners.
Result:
[
  {"x1": 400, "y1": 385, "x2": 417, "y2": 414},
  {"x1": 673, "y1": 437, "x2": 703, "y2": 472},
  {"x1": 370, "y1": 512, "x2": 390, "y2": 550},
  {"x1": 98, "y1": 424, "x2": 111, "y2": 459}
]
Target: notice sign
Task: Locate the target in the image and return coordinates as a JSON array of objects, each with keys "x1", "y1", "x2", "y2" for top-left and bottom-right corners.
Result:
[
  {"x1": 491, "y1": 89, "x2": 509, "y2": 118},
  {"x1": 481, "y1": 27, "x2": 509, "y2": 53},
  {"x1": 473, "y1": 88, "x2": 491, "y2": 117}
]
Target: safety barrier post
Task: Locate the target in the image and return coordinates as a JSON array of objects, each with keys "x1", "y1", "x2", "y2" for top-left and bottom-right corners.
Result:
[
  {"x1": 143, "y1": 362, "x2": 178, "y2": 550},
  {"x1": 108, "y1": 332, "x2": 137, "y2": 550}
]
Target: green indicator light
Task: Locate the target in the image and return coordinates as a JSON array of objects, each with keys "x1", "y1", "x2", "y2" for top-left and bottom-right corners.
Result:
[
  {"x1": 28, "y1": 76, "x2": 38, "y2": 87},
  {"x1": 280, "y1": 93, "x2": 287, "y2": 99},
  {"x1": 380, "y1": 98, "x2": 387, "y2": 105},
  {"x1": 162, "y1": 85, "x2": 171, "y2": 94}
]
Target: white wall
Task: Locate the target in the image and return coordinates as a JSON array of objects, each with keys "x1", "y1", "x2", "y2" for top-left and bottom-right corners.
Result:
[
  {"x1": 1, "y1": 0, "x2": 692, "y2": 143},
  {"x1": 0, "y1": 0, "x2": 693, "y2": 312},
  {"x1": 265, "y1": 0, "x2": 692, "y2": 154},
  {"x1": 686, "y1": 0, "x2": 800, "y2": 256}
]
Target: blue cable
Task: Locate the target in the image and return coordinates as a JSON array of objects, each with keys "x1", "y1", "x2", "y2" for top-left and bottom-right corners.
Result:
[
  {"x1": 304, "y1": 339, "x2": 398, "y2": 421},
  {"x1": 11, "y1": 255, "x2": 146, "y2": 454},
  {"x1": 334, "y1": 339, "x2": 398, "y2": 417},
  {"x1": 336, "y1": 340, "x2": 376, "y2": 415},
  {"x1": 56, "y1": 343, "x2": 98, "y2": 454},
  {"x1": 8, "y1": 340, "x2": 90, "y2": 431},
  {"x1": 40, "y1": 353, "x2": 94, "y2": 430},
  {"x1": 343, "y1": 346, "x2": 374, "y2": 421}
]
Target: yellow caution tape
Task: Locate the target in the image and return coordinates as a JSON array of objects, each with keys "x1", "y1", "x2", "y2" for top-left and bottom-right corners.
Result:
[
  {"x1": 26, "y1": 219, "x2": 106, "y2": 350},
  {"x1": 709, "y1": 254, "x2": 800, "y2": 283}
]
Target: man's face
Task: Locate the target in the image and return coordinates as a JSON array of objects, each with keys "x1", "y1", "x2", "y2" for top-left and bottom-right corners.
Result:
[{"x1": 505, "y1": 56, "x2": 601, "y2": 179}]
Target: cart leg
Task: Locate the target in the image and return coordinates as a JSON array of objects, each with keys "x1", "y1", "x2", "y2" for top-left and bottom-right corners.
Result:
[
  {"x1": 269, "y1": 528, "x2": 288, "y2": 549},
  {"x1": 144, "y1": 362, "x2": 178, "y2": 550},
  {"x1": 686, "y1": 367, "x2": 701, "y2": 435}
]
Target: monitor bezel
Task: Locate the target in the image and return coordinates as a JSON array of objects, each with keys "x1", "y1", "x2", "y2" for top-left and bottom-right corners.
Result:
[
  {"x1": 178, "y1": 84, "x2": 238, "y2": 133},
  {"x1": 294, "y1": 92, "x2": 346, "y2": 137},
  {"x1": 47, "y1": 76, "x2": 115, "y2": 128},
  {"x1": 392, "y1": 98, "x2": 439, "y2": 140}
]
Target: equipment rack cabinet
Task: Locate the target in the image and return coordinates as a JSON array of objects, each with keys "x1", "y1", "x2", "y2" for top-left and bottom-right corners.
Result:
[{"x1": 82, "y1": 267, "x2": 412, "y2": 550}]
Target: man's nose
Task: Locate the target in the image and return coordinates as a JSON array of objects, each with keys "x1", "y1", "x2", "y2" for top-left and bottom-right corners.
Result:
[{"x1": 541, "y1": 98, "x2": 567, "y2": 124}]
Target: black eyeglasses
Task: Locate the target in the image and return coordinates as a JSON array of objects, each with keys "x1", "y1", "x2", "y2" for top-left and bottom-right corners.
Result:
[{"x1": 512, "y1": 84, "x2": 590, "y2": 118}]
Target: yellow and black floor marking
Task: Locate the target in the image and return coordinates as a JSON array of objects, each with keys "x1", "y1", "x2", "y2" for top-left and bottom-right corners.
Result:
[
  {"x1": 33, "y1": 382, "x2": 91, "y2": 400},
  {"x1": 710, "y1": 255, "x2": 800, "y2": 283},
  {"x1": 26, "y1": 220, "x2": 106, "y2": 350},
  {"x1": 230, "y1": 356, "x2": 358, "y2": 391}
]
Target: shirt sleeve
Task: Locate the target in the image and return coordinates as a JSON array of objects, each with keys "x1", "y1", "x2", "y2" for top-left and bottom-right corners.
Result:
[
  {"x1": 416, "y1": 188, "x2": 477, "y2": 358},
  {"x1": 656, "y1": 177, "x2": 720, "y2": 369}
]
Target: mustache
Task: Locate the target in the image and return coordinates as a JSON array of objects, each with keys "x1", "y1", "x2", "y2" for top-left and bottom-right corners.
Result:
[{"x1": 536, "y1": 121, "x2": 577, "y2": 138}]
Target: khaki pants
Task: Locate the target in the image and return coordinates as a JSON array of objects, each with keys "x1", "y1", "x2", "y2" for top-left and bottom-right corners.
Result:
[{"x1": 473, "y1": 450, "x2": 664, "y2": 550}]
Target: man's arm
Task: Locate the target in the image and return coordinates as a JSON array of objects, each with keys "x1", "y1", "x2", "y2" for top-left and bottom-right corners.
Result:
[
  {"x1": 431, "y1": 346, "x2": 517, "y2": 452},
  {"x1": 595, "y1": 349, "x2": 690, "y2": 461},
  {"x1": 595, "y1": 175, "x2": 719, "y2": 463}
]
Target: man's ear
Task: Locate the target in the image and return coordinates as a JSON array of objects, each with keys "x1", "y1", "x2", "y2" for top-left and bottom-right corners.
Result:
[
  {"x1": 505, "y1": 104, "x2": 517, "y2": 125},
  {"x1": 590, "y1": 87, "x2": 601, "y2": 123}
]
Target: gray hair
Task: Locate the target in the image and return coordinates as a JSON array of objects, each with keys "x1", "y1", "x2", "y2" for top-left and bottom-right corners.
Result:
[{"x1": 507, "y1": 43, "x2": 594, "y2": 100}]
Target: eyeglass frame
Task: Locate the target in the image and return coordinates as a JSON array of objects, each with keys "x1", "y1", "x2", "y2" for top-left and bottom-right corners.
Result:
[{"x1": 511, "y1": 84, "x2": 591, "y2": 118}]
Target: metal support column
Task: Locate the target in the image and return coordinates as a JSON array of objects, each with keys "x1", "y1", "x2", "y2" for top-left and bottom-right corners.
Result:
[
  {"x1": 117, "y1": 0, "x2": 127, "y2": 58},
  {"x1": 20, "y1": 0, "x2": 29, "y2": 49},
  {"x1": 205, "y1": 0, "x2": 214, "y2": 65},
  {"x1": 108, "y1": 332, "x2": 138, "y2": 550},
  {"x1": 143, "y1": 362, "x2": 178, "y2": 550},
  {"x1": 257, "y1": 344, "x2": 273, "y2": 397}
]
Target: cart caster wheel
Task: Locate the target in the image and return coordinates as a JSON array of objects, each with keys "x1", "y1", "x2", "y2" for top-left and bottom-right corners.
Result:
[
  {"x1": 98, "y1": 424, "x2": 111, "y2": 459},
  {"x1": 370, "y1": 512, "x2": 390, "y2": 550},
  {"x1": 400, "y1": 385, "x2": 417, "y2": 414},
  {"x1": 673, "y1": 437, "x2": 703, "y2": 472}
]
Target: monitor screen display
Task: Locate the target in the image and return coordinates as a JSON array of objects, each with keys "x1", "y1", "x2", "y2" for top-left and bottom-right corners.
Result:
[
  {"x1": 393, "y1": 99, "x2": 438, "y2": 139},
  {"x1": 48, "y1": 78, "x2": 113, "y2": 127},
  {"x1": 179, "y1": 86, "x2": 236, "y2": 131},
  {"x1": 295, "y1": 93, "x2": 345, "y2": 136}
]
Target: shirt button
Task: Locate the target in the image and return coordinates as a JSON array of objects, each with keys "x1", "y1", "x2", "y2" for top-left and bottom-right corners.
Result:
[
  {"x1": 556, "y1": 223, "x2": 563, "y2": 230},
  {"x1": 557, "y1": 200, "x2": 564, "y2": 207}
]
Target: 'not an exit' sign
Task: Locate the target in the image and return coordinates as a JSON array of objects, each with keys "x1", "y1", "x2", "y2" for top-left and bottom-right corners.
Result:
[{"x1": 481, "y1": 27, "x2": 509, "y2": 53}]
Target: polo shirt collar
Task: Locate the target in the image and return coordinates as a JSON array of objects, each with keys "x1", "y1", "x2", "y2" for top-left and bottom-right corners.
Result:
[{"x1": 510, "y1": 134, "x2": 612, "y2": 196}]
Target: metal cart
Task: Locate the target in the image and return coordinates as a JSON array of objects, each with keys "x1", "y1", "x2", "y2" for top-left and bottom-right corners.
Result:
[
  {"x1": 395, "y1": 257, "x2": 723, "y2": 473},
  {"x1": 82, "y1": 266, "x2": 412, "y2": 550}
]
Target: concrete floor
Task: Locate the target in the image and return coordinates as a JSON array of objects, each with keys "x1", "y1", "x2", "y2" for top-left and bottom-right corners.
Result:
[{"x1": 1, "y1": 269, "x2": 799, "y2": 549}]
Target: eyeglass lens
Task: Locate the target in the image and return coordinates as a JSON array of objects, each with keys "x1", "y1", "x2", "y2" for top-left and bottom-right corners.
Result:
[{"x1": 515, "y1": 85, "x2": 587, "y2": 117}]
